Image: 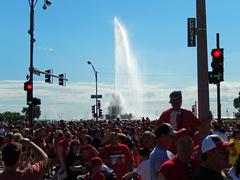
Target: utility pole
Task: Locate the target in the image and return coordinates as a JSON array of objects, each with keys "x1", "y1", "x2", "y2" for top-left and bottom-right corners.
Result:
[
  {"x1": 216, "y1": 33, "x2": 221, "y2": 122},
  {"x1": 196, "y1": 0, "x2": 210, "y2": 139},
  {"x1": 27, "y1": 0, "x2": 52, "y2": 124},
  {"x1": 28, "y1": 0, "x2": 35, "y2": 124},
  {"x1": 87, "y1": 61, "x2": 99, "y2": 121}
]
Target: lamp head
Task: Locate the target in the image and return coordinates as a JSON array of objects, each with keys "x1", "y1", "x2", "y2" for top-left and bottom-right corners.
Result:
[
  {"x1": 43, "y1": 0, "x2": 51, "y2": 10},
  {"x1": 87, "y1": 61, "x2": 91, "y2": 65}
]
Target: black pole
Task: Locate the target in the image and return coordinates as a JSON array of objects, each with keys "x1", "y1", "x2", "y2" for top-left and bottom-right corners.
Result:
[
  {"x1": 88, "y1": 62, "x2": 98, "y2": 121},
  {"x1": 216, "y1": 33, "x2": 221, "y2": 122},
  {"x1": 95, "y1": 70, "x2": 98, "y2": 122},
  {"x1": 29, "y1": 0, "x2": 35, "y2": 124}
]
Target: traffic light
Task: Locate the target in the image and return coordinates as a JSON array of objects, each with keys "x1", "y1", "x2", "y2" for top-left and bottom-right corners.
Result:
[
  {"x1": 92, "y1": 105, "x2": 95, "y2": 114},
  {"x1": 32, "y1": 98, "x2": 41, "y2": 106},
  {"x1": 24, "y1": 81, "x2": 33, "y2": 105},
  {"x1": 210, "y1": 48, "x2": 224, "y2": 82},
  {"x1": 99, "y1": 109, "x2": 102, "y2": 117},
  {"x1": 59, "y1": 74, "x2": 64, "y2": 86},
  {"x1": 97, "y1": 100, "x2": 101, "y2": 109},
  {"x1": 45, "y1": 69, "x2": 51, "y2": 83}
]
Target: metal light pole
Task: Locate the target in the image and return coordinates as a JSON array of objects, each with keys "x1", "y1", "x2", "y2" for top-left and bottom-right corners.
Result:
[
  {"x1": 87, "y1": 61, "x2": 98, "y2": 121},
  {"x1": 28, "y1": 0, "x2": 35, "y2": 124},
  {"x1": 27, "y1": 0, "x2": 51, "y2": 124}
]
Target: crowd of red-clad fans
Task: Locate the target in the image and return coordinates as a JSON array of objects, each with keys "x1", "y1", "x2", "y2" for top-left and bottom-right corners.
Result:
[{"x1": 1, "y1": 91, "x2": 240, "y2": 180}]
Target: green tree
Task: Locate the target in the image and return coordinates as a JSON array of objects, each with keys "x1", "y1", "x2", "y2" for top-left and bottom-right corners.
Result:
[
  {"x1": 233, "y1": 92, "x2": 240, "y2": 111},
  {"x1": 233, "y1": 92, "x2": 240, "y2": 118},
  {"x1": 0, "y1": 111, "x2": 24, "y2": 121}
]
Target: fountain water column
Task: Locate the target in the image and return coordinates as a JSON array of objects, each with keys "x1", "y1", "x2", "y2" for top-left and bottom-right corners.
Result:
[{"x1": 108, "y1": 17, "x2": 143, "y2": 118}]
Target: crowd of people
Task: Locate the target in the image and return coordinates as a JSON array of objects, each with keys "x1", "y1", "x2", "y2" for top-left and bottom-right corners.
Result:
[{"x1": 0, "y1": 90, "x2": 240, "y2": 180}]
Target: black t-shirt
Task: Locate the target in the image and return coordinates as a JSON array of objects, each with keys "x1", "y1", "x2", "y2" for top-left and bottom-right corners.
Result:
[
  {"x1": 193, "y1": 166, "x2": 224, "y2": 180},
  {"x1": 66, "y1": 152, "x2": 85, "y2": 180}
]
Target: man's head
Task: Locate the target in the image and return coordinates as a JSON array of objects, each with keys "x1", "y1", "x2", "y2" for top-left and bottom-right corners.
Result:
[
  {"x1": 140, "y1": 131, "x2": 155, "y2": 149},
  {"x1": 155, "y1": 123, "x2": 176, "y2": 149},
  {"x1": 201, "y1": 134, "x2": 233, "y2": 172},
  {"x1": 174, "y1": 128, "x2": 193, "y2": 161},
  {"x1": 64, "y1": 130, "x2": 72, "y2": 141},
  {"x1": 2, "y1": 142, "x2": 22, "y2": 167},
  {"x1": 169, "y1": 91, "x2": 182, "y2": 110},
  {"x1": 110, "y1": 131, "x2": 119, "y2": 145}
]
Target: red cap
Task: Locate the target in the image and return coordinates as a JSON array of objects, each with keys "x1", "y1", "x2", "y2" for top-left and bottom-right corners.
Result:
[{"x1": 91, "y1": 157, "x2": 103, "y2": 167}]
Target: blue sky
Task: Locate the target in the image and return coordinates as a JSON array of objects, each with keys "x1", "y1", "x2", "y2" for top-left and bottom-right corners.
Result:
[{"x1": 1, "y1": 1, "x2": 240, "y2": 120}]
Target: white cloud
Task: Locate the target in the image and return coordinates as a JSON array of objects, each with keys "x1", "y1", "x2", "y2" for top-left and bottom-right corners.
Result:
[{"x1": 0, "y1": 80, "x2": 239, "y2": 120}]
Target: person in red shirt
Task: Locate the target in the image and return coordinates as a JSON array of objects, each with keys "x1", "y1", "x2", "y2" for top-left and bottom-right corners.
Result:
[
  {"x1": 98, "y1": 131, "x2": 135, "y2": 180},
  {"x1": 0, "y1": 138, "x2": 48, "y2": 180},
  {"x1": 80, "y1": 135, "x2": 98, "y2": 168},
  {"x1": 55, "y1": 130, "x2": 72, "y2": 177},
  {"x1": 158, "y1": 128, "x2": 201, "y2": 180},
  {"x1": 156, "y1": 91, "x2": 200, "y2": 132},
  {"x1": 84, "y1": 157, "x2": 109, "y2": 180}
]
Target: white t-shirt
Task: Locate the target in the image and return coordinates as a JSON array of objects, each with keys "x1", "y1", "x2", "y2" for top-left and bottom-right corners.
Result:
[
  {"x1": 170, "y1": 111, "x2": 178, "y2": 130},
  {"x1": 136, "y1": 159, "x2": 150, "y2": 180}
]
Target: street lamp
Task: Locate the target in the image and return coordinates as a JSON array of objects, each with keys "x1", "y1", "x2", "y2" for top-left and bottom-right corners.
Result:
[{"x1": 87, "y1": 61, "x2": 98, "y2": 121}]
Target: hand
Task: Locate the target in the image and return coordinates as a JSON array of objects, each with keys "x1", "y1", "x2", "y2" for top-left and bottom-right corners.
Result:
[{"x1": 19, "y1": 138, "x2": 31, "y2": 146}]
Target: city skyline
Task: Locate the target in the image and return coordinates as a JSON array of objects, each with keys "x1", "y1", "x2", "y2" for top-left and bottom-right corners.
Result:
[{"x1": 0, "y1": 1, "x2": 240, "y2": 120}]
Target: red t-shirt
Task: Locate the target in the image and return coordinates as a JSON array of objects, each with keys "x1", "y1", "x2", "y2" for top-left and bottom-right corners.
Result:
[
  {"x1": 0, "y1": 161, "x2": 45, "y2": 180},
  {"x1": 159, "y1": 156, "x2": 201, "y2": 180},
  {"x1": 98, "y1": 143, "x2": 134, "y2": 180},
  {"x1": 81, "y1": 145, "x2": 97, "y2": 164},
  {"x1": 156, "y1": 108, "x2": 201, "y2": 131},
  {"x1": 56, "y1": 138, "x2": 71, "y2": 165}
]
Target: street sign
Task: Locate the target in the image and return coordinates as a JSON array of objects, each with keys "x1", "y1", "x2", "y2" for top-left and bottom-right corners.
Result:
[
  {"x1": 91, "y1": 95, "x2": 102, "y2": 99},
  {"x1": 208, "y1": 71, "x2": 223, "y2": 84},
  {"x1": 187, "y1": 18, "x2": 196, "y2": 47}
]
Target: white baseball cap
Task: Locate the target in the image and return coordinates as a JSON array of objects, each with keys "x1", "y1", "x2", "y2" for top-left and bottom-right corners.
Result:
[{"x1": 201, "y1": 134, "x2": 234, "y2": 154}]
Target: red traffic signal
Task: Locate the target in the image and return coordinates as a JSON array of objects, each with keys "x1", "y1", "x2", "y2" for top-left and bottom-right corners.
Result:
[
  {"x1": 27, "y1": 83, "x2": 33, "y2": 90},
  {"x1": 24, "y1": 81, "x2": 33, "y2": 91},
  {"x1": 211, "y1": 49, "x2": 221, "y2": 59}
]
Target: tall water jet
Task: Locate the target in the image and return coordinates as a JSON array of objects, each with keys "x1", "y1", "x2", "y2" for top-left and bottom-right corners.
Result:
[{"x1": 108, "y1": 17, "x2": 143, "y2": 119}]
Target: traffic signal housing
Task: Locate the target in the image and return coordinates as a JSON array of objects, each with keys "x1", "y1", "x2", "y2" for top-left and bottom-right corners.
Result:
[
  {"x1": 97, "y1": 100, "x2": 101, "y2": 109},
  {"x1": 59, "y1": 74, "x2": 65, "y2": 86},
  {"x1": 99, "y1": 109, "x2": 102, "y2": 117},
  {"x1": 45, "y1": 69, "x2": 52, "y2": 83},
  {"x1": 92, "y1": 105, "x2": 95, "y2": 114},
  {"x1": 210, "y1": 48, "x2": 224, "y2": 83},
  {"x1": 32, "y1": 98, "x2": 41, "y2": 106},
  {"x1": 24, "y1": 80, "x2": 33, "y2": 105}
]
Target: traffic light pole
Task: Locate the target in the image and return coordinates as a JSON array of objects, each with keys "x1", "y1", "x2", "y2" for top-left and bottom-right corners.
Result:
[
  {"x1": 216, "y1": 33, "x2": 221, "y2": 123},
  {"x1": 95, "y1": 71, "x2": 98, "y2": 121},
  {"x1": 28, "y1": 0, "x2": 36, "y2": 124},
  {"x1": 87, "y1": 61, "x2": 98, "y2": 121}
]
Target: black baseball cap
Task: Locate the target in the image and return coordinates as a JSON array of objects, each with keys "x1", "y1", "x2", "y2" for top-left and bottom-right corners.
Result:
[
  {"x1": 169, "y1": 91, "x2": 182, "y2": 102},
  {"x1": 155, "y1": 123, "x2": 176, "y2": 139}
]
